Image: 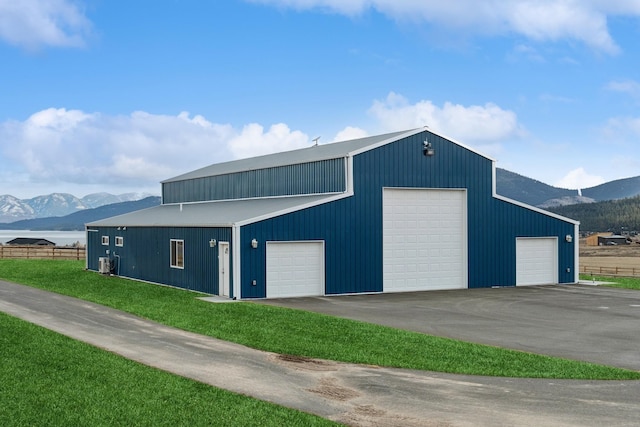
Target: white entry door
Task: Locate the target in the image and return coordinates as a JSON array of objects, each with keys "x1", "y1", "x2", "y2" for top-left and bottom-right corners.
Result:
[
  {"x1": 383, "y1": 188, "x2": 467, "y2": 292},
  {"x1": 516, "y1": 237, "x2": 558, "y2": 286},
  {"x1": 218, "y1": 241, "x2": 230, "y2": 296},
  {"x1": 266, "y1": 241, "x2": 324, "y2": 298}
]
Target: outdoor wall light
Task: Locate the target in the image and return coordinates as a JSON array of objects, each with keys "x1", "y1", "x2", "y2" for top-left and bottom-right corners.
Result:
[
  {"x1": 565, "y1": 235, "x2": 573, "y2": 243},
  {"x1": 251, "y1": 239, "x2": 259, "y2": 249},
  {"x1": 209, "y1": 239, "x2": 217, "y2": 248},
  {"x1": 423, "y1": 140, "x2": 435, "y2": 156}
]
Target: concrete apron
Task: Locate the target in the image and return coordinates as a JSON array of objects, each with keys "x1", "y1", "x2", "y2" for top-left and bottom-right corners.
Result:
[{"x1": 1, "y1": 280, "x2": 639, "y2": 427}]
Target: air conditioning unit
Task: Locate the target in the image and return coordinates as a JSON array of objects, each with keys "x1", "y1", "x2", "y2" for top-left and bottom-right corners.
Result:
[{"x1": 98, "y1": 257, "x2": 110, "y2": 274}]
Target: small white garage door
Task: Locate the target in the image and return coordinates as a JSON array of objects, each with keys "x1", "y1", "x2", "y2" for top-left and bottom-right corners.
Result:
[
  {"x1": 516, "y1": 238, "x2": 558, "y2": 286},
  {"x1": 383, "y1": 188, "x2": 467, "y2": 292},
  {"x1": 266, "y1": 241, "x2": 324, "y2": 298}
]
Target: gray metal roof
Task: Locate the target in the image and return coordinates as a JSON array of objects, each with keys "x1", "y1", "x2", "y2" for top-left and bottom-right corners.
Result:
[
  {"x1": 86, "y1": 194, "x2": 340, "y2": 228},
  {"x1": 162, "y1": 129, "x2": 419, "y2": 183}
]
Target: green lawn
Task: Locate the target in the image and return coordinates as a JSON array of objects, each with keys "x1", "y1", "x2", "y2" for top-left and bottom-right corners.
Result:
[
  {"x1": 0, "y1": 312, "x2": 338, "y2": 427},
  {"x1": 1, "y1": 259, "x2": 639, "y2": 380},
  {"x1": 579, "y1": 274, "x2": 640, "y2": 290}
]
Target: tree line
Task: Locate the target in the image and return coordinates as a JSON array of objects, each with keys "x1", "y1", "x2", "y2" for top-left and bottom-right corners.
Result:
[{"x1": 548, "y1": 196, "x2": 640, "y2": 233}]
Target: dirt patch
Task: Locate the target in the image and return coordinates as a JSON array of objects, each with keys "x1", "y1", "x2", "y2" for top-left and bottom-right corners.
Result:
[
  {"x1": 580, "y1": 241, "x2": 640, "y2": 258},
  {"x1": 270, "y1": 353, "x2": 338, "y2": 371},
  {"x1": 338, "y1": 404, "x2": 451, "y2": 427},
  {"x1": 579, "y1": 241, "x2": 640, "y2": 275},
  {"x1": 307, "y1": 377, "x2": 360, "y2": 401}
]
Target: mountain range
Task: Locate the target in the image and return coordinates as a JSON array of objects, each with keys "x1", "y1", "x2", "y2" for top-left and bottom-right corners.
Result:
[
  {"x1": 0, "y1": 192, "x2": 156, "y2": 223},
  {"x1": 495, "y1": 169, "x2": 640, "y2": 208},
  {"x1": 0, "y1": 197, "x2": 161, "y2": 231},
  {"x1": 1, "y1": 169, "x2": 638, "y2": 232}
]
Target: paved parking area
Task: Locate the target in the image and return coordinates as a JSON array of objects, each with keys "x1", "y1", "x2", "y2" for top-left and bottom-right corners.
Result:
[
  {"x1": 258, "y1": 284, "x2": 640, "y2": 371},
  {"x1": 2, "y1": 280, "x2": 640, "y2": 426}
]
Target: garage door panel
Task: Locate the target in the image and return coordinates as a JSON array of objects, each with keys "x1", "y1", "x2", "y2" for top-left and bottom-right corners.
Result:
[
  {"x1": 266, "y1": 241, "x2": 324, "y2": 298},
  {"x1": 516, "y1": 238, "x2": 557, "y2": 286},
  {"x1": 383, "y1": 188, "x2": 467, "y2": 292}
]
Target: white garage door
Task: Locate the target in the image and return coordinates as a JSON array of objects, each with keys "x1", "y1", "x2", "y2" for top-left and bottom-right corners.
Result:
[
  {"x1": 516, "y1": 238, "x2": 558, "y2": 286},
  {"x1": 266, "y1": 241, "x2": 324, "y2": 298},
  {"x1": 383, "y1": 188, "x2": 467, "y2": 292}
]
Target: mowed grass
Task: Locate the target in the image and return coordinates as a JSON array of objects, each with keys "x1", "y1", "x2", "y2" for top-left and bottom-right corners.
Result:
[
  {"x1": 1, "y1": 259, "x2": 639, "y2": 380},
  {"x1": 579, "y1": 274, "x2": 640, "y2": 290},
  {"x1": 0, "y1": 312, "x2": 338, "y2": 427}
]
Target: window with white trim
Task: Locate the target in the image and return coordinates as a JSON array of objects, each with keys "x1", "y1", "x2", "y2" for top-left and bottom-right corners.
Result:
[
  {"x1": 101, "y1": 236, "x2": 109, "y2": 245},
  {"x1": 170, "y1": 239, "x2": 184, "y2": 269},
  {"x1": 115, "y1": 236, "x2": 124, "y2": 247}
]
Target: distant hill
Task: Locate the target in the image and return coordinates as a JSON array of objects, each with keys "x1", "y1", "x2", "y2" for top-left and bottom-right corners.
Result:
[
  {"x1": 495, "y1": 169, "x2": 576, "y2": 206},
  {"x1": 495, "y1": 169, "x2": 640, "y2": 207},
  {"x1": 581, "y1": 176, "x2": 640, "y2": 201},
  {"x1": 0, "y1": 197, "x2": 161, "y2": 231},
  {"x1": 548, "y1": 196, "x2": 640, "y2": 232}
]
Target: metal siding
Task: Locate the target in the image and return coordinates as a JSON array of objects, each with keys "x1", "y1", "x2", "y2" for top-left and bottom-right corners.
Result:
[
  {"x1": 86, "y1": 226, "x2": 233, "y2": 295},
  {"x1": 162, "y1": 159, "x2": 346, "y2": 203},
  {"x1": 239, "y1": 131, "x2": 576, "y2": 298}
]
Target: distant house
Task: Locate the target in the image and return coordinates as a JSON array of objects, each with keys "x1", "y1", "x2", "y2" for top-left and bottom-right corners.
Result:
[
  {"x1": 585, "y1": 232, "x2": 611, "y2": 246},
  {"x1": 6, "y1": 238, "x2": 56, "y2": 246},
  {"x1": 598, "y1": 235, "x2": 630, "y2": 246}
]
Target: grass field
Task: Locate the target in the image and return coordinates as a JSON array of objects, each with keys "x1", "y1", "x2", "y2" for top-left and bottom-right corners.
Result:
[
  {"x1": 0, "y1": 312, "x2": 338, "y2": 427},
  {"x1": 579, "y1": 274, "x2": 640, "y2": 290},
  {"x1": 1, "y1": 259, "x2": 638, "y2": 380}
]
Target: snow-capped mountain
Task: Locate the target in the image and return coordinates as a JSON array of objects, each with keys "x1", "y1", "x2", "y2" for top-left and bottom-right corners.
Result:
[
  {"x1": 0, "y1": 192, "x2": 157, "y2": 223},
  {"x1": 26, "y1": 193, "x2": 87, "y2": 218},
  {"x1": 0, "y1": 195, "x2": 35, "y2": 222}
]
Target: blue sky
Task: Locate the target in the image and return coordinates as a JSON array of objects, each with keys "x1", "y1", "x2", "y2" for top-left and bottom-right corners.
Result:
[{"x1": 1, "y1": 0, "x2": 639, "y2": 199}]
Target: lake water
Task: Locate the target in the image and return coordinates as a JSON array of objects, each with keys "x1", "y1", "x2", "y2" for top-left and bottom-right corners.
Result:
[{"x1": 0, "y1": 230, "x2": 86, "y2": 246}]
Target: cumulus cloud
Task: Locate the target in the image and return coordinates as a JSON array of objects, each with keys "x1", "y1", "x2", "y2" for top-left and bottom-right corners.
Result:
[
  {"x1": 227, "y1": 123, "x2": 309, "y2": 159},
  {"x1": 555, "y1": 167, "x2": 605, "y2": 189},
  {"x1": 0, "y1": 108, "x2": 313, "y2": 194},
  {"x1": 0, "y1": 0, "x2": 92, "y2": 49},
  {"x1": 369, "y1": 92, "x2": 522, "y2": 144},
  {"x1": 333, "y1": 126, "x2": 368, "y2": 142},
  {"x1": 249, "y1": 0, "x2": 640, "y2": 54}
]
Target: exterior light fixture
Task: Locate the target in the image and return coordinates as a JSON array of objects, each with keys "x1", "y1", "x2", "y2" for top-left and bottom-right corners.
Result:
[
  {"x1": 565, "y1": 235, "x2": 573, "y2": 243},
  {"x1": 423, "y1": 140, "x2": 435, "y2": 156},
  {"x1": 251, "y1": 239, "x2": 259, "y2": 249},
  {"x1": 209, "y1": 239, "x2": 217, "y2": 248}
]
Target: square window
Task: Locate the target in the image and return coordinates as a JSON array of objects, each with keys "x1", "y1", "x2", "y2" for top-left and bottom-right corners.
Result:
[
  {"x1": 170, "y1": 239, "x2": 184, "y2": 269},
  {"x1": 115, "y1": 236, "x2": 124, "y2": 247},
  {"x1": 101, "y1": 236, "x2": 109, "y2": 245}
]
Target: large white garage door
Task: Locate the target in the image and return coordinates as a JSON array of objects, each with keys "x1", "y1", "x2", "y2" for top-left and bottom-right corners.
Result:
[
  {"x1": 383, "y1": 188, "x2": 467, "y2": 292},
  {"x1": 516, "y1": 238, "x2": 558, "y2": 286},
  {"x1": 266, "y1": 241, "x2": 324, "y2": 298}
]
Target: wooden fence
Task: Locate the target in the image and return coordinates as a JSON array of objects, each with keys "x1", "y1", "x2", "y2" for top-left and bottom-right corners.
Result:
[
  {"x1": 0, "y1": 245, "x2": 86, "y2": 260},
  {"x1": 580, "y1": 265, "x2": 640, "y2": 278}
]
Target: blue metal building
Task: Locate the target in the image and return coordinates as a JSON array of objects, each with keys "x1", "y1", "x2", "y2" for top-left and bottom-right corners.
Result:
[{"x1": 87, "y1": 128, "x2": 579, "y2": 299}]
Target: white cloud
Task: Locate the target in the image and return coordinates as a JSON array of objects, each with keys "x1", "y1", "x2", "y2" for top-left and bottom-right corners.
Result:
[
  {"x1": 250, "y1": 0, "x2": 640, "y2": 54},
  {"x1": 555, "y1": 167, "x2": 605, "y2": 189},
  {"x1": 227, "y1": 123, "x2": 310, "y2": 159},
  {"x1": 0, "y1": 0, "x2": 92, "y2": 49},
  {"x1": 606, "y1": 79, "x2": 640, "y2": 99},
  {"x1": 369, "y1": 92, "x2": 522, "y2": 144},
  {"x1": 0, "y1": 108, "x2": 313, "y2": 196},
  {"x1": 602, "y1": 116, "x2": 640, "y2": 139},
  {"x1": 333, "y1": 126, "x2": 368, "y2": 142}
]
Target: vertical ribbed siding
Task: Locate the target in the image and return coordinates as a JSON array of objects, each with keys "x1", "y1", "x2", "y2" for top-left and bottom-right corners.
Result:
[
  {"x1": 162, "y1": 159, "x2": 346, "y2": 203},
  {"x1": 86, "y1": 226, "x2": 233, "y2": 296},
  {"x1": 239, "y1": 131, "x2": 576, "y2": 298}
]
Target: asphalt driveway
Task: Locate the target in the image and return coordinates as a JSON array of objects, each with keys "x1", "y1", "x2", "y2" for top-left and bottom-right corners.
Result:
[
  {"x1": 2, "y1": 280, "x2": 640, "y2": 426},
  {"x1": 258, "y1": 284, "x2": 640, "y2": 371}
]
